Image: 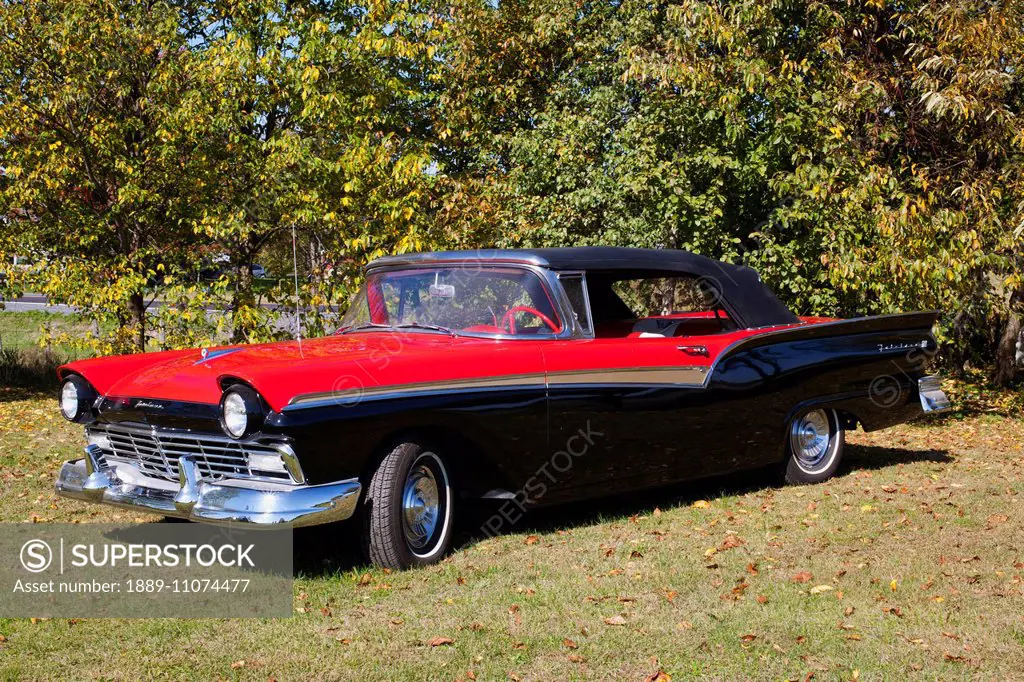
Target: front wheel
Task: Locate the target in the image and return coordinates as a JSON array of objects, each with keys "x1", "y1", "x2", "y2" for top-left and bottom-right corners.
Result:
[
  {"x1": 362, "y1": 442, "x2": 454, "y2": 569},
  {"x1": 784, "y1": 408, "x2": 845, "y2": 485}
]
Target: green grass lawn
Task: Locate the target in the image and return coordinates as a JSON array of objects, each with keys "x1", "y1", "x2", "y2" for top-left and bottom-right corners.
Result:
[
  {"x1": 0, "y1": 386, "x2": 1021, "y2": 680},
  {"x1": 0, "y1": 311, "x2": 97, "y2": 353}
]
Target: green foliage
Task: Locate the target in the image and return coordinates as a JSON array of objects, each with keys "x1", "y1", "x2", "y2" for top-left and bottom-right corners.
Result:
[
  {"x1": 0, "y1": 0, "x2": 1020, "y2": 381},
  {"x1": 439, "y1": 0, "x2": 1023, "y2": 380}
]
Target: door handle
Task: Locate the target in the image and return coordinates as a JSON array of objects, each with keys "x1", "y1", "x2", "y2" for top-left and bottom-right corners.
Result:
[{"x1": 677, "y1": 344, "x2": 709, "y2": 357}]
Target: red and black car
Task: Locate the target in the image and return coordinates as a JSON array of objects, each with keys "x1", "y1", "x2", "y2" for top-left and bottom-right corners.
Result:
[{"x1": 55, "y1": 247, "x2": 949, "y2": 568}]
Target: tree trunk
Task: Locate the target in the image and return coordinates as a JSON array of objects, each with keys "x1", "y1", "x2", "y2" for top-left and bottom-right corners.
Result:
[
  {"x1": 128, "y1": 291, "x2": 146, "y2": 353},
  {"x1": 231, "y1": 259, "x2": 256, "y2": 344},
  {"x1": 995, "y1": 290, "x2": 1019, "y2": 385}
]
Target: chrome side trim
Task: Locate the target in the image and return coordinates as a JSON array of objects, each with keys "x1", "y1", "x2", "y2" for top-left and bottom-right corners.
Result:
[
  {"x1": 546, "y1": 366, "x2": 709, "y2": 387},
  {"x1": 56, "y1": 451, "x2": 361, "y2": 527},
  {"x1": 918, "y1": 375, "x2": 951, "y2": 414},
  {"x1": 283, "y1": 366, "x2": 710, "y2": 411},
  {"x1": 285, "y1": 373, "x2": 549, "y2": 410}
]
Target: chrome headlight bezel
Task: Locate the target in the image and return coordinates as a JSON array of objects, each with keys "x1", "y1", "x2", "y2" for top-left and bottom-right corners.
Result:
[
  {"x1": 58, "y1": 375, "x2": 97, "y2": 423},
  {"x1": 218, "y1": 384, "x2": 265, "y2": 440}
]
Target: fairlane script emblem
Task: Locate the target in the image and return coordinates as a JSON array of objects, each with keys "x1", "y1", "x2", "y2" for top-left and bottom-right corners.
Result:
[{"x1": 877, "y1": 341, "x2": 928, "y2": 353}]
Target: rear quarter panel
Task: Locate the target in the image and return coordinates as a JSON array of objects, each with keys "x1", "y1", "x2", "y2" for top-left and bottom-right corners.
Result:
[{"x1": 699, "y1": 312, "x2": 939, "y2": 472}]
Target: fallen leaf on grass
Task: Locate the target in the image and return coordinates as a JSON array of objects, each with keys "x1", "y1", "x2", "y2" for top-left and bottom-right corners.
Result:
[
  {"x1": 809, "y1": 584, "x2": 833, "y2": 595},
  {"x1": 562, "y1": 638, "x2": 578, "y2": 649},
  {"x1": 986, "y1": 514, "x2": 1008, "y2": 528},
  {"x1": 720, "y1": 534, "x2": 744, "y2": 551},
  {"x1": 663, "y1": 589, "x2": 678, "y2": 603},
  {"x1": 603, "y1": 615, "x2": 627, "y2": 626},
  {"x1": 645, "y1": 672, "x2": 671, "y2": 682},
  {"x1": 944, "y1": 653, "x2": 968, "y2": 663},
  {"x1": 512, "y1": 642, "x2": 526, "y2": 650},
  {"x1": 791, "y1": 572, "x2": 813, "y2": 583},
  {"x1": 427, "y1": 637, "x2": 454, "y2": 647},
  {"x1": 230, "y1": 661, "x2": 245, "y2": 670},
  {"x1": 756, "y1": 595, "x2": 769, "y2": 604},
  {"x1": 568, "y1": 654, "x2": 586, "y2": 663},
  {"x1": 524, "y1": 535, "x2": 539, "y2": 545},
  {"x1": 691, "y1": 500, "x2": 710, "y2": 509},
  {"x1": 739, "y1": 633, "x2": 757, "y2": 643}
]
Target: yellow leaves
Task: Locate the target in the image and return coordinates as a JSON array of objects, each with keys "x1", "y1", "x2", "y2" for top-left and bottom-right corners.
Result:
[{"x1": 809, "y1": 584, "x2": 833, "y2": 595}]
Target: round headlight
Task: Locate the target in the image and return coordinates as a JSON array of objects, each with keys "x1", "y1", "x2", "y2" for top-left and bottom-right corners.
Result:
[
  {"x1": 219, "y1": 385, "x2": 264, "y2": 439},
  {"x1": 58, "y1": 375, "x2": 97, "y2": 423}
]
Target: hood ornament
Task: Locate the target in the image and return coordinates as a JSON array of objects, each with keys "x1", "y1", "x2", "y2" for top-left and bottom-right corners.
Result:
[{"x1": 194, "y1": 347, "x2": 244, "y2": 365}]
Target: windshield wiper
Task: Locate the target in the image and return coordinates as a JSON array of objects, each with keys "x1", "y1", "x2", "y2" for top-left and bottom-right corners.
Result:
[
  {"x1": 394, "y1": 322, "x2": 457, "y2": 336},
  {"x1": 338, "y1": 322, "x2": 391, "y2": 334},
  {"x1": 339, "y1": 322, "x2": 456, "y2": 336}
]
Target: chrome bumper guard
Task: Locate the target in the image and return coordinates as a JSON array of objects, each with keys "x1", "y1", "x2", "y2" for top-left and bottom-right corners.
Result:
[
  {"x1": 55, "y1": 446, "x2": 361, "y2": 527},
  {"x1": 918, "y1": 375, "x2": 951, "y2": 414}
]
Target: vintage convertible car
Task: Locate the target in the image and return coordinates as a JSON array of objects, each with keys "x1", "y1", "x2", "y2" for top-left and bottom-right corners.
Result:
[{"x1": 55, "y1": 247, "x2": 950, "y2": 568}]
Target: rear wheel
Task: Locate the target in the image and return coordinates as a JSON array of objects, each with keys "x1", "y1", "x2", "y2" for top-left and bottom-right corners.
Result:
[
  {"x1": 784, "y1": 408, "x2": 845, "y2": 485},
  {"x1": 362, "y1": 442, "x2": 454, "y2": 569}
]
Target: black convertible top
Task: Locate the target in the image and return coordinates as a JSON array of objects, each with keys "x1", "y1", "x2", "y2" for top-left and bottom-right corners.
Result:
[{"x1": 368, "y1": 247, "x2": 799, "y2": 329}]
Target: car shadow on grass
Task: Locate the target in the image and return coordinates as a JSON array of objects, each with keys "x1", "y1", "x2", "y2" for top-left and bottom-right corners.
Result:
[{"x1": 291, "y1": 443, "x2": 951, "y2": 577}]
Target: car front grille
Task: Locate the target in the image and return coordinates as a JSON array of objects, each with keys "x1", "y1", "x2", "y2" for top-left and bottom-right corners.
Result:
[{"x1": 88, "y1": 423, "x2": 294, "y2": 483}]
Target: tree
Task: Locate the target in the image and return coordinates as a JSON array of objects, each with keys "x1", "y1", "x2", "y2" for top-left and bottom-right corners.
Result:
[
  {"x1": 0, "y1": 0, "x2": 204, "y2": 353},
  {"x1": 177, "y1": 0, "x2": 439, "y2": 342},
  {"x1": 436, "y1": 0, "x2": 1023, "y2": 383}
]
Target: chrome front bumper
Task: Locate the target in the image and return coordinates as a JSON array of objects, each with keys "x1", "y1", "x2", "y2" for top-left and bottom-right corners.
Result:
[
  {"x1": 918, "y1": 375, "x2": 951, "y2": 414},
  {"x1": 56, "y1": 446, "x2": 361, "y2": 527}
]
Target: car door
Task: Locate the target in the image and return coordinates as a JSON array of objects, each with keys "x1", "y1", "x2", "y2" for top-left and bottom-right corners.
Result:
[{"x1": 540, "y1": 335, "x2": 715, "y2": 500}]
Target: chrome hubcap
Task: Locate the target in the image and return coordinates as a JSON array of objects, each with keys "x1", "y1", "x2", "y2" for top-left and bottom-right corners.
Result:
[
  {"x1": 402, "y1": 463, "x2": 440, "y2": 550},
  {"x1": 790, "y1": 409, "x2": 833, "y2": 471}
]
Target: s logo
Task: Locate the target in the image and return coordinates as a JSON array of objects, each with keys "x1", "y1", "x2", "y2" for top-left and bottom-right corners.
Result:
[{"x1": 20, "y1": 539, "x2": 53, "y2": 573}]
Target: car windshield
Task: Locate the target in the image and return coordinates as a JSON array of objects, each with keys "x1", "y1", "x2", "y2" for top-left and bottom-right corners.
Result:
[{"x1": 339, "y1": 267, "x2": 564, "y2": 337}]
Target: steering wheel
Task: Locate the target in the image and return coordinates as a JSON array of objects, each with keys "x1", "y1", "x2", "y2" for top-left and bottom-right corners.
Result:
[{"x1": 500, "y1": 306, "x2": 560, "y2": 334}]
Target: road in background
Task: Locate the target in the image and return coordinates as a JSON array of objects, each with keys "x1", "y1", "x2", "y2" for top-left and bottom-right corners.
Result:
[{"x1": 1, "y1": 294, "x2": 341, "y2": 335}]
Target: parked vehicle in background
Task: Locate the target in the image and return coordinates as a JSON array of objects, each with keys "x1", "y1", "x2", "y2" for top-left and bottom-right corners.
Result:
[{"x1": 53, "y1": 247, "x2": 949, "y2": 568}]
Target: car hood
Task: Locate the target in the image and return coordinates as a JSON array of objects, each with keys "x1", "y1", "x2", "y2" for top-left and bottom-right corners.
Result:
[{"x1": 60, "y1": 333, "x2": 543, "y2": 412}]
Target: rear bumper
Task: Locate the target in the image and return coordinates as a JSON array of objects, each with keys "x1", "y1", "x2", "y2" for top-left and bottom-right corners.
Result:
[
  {"x1": 55, "y1": 446, "x2": 361, "y2": 527},
  {"x1": 918, "y1": 375, "x2": 951, "y2": 414}
]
